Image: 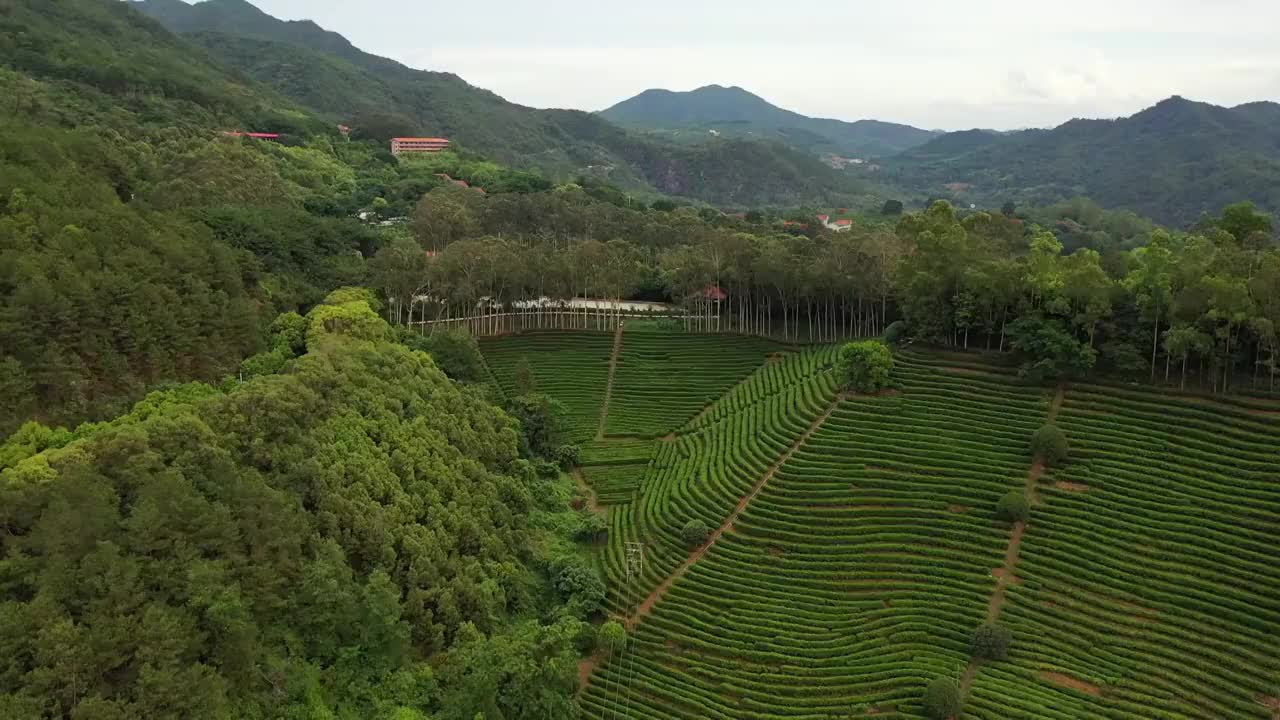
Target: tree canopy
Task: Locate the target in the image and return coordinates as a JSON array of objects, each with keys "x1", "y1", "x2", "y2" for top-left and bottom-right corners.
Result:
[{"x1": 0, "y1": 296, "x2": 593, "y2": 718}]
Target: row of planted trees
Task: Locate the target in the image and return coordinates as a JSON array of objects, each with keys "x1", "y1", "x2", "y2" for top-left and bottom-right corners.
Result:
[{"x1": 369, "y1": 182, "x2": 1280, "y2": 394}]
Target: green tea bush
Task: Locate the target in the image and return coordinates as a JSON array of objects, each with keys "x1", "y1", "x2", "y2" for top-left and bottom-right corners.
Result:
[
  {"x1": 1030, "y1": 423, "x2": 1069, "y2": 465},
  {"x1": 995, "y1": 490, "x2": 1030, "y2": 523},
  {"x1": 970, "y1": 622, "x2": 1012, "y2": 660},
  {"x1": 598, "y1": 620, "x2": 627, "y2": 652},
  {"x1": 682, "y1": 519, "x2": 711, "y2": 548},
  {"x1": 923, "y1": 677, "x2": 961, "y2": 720},
  {"x1": 835, "y1": 341, "x2": 894, "y2": 393}
]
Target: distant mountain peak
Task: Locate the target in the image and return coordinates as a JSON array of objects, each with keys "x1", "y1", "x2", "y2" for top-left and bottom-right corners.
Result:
[{"x1": 601, "y1": 85, "x2": 936, "y2": 158}]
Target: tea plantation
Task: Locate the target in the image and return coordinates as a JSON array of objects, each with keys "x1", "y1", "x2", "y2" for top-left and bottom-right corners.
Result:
[{"x1": 480, "y1": 331, "x2": 1280, "y2": 720}]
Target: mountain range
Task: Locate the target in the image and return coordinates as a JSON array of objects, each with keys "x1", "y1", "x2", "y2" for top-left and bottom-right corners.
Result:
[
  {"x1": 889, "y1": 96, "x2": 1280, "y2": 225},
  {"x1": 90, "y1": 0, "x2": 1280, "y2": 223},
  {"x1": 130, "y1": 0, "x2": 859, "y2": 207},
  {"x1": 600, "y1": 85, "x2": 938, "y2": 158}
]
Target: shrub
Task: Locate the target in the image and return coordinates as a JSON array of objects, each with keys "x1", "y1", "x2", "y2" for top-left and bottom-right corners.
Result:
[
  {"x1": 1031, "y1": 423, "x2": 1069, "y2": 465},
  {"x1": 922, "y1": 677, "x2": 961, "y2": 720},
  {"x1": 995, "y1": 490, "x2": 1030, "y2": 523},
  {"x1": 574, "y1": 512, "x2": 608, "y2": 543},
  {"x1": 598, "y1": 620, "x2": 627, "y2": 652},
  {"x1": 835, "y1": 341, "x2": 895, "y2": 394},
  {"x1": 970, "y1": 622, "x2": 1012, "y2": 660},
  {"x1": 884, "y1": 320, "x2": 908, "y2": 345},
  {"x1": 514, "y1": 355, "x2": 537, "y2": 394},
  {"x1": 681, "y1": 519, "x2": 711, "y2": 548},
  {"x1": 554, "y1": 444, "x2": 581, "y2": 469},
  {"x1": 505, "y1": 393, "x2": 567, "y2": 458},
  {"x1": 400, "y1": 327, "x2": 485, "y2": 382},
  {"x1": 551, "y1": 557, "x2": 605, "y2": 617}
]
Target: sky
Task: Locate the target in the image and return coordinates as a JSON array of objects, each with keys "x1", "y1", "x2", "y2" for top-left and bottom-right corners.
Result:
[{"x1": 236, "y1": 0, "x2": 1280, "y2": 130}]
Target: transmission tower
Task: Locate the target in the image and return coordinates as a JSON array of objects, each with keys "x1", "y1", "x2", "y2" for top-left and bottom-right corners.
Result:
[{"x1": 616, "y1": 542, "x2": 646, "y2": 719}]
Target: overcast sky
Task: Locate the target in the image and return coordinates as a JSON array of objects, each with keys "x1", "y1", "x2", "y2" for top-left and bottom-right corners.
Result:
[{"x1": 236, "y1": 0, "x2": 1280, "y2": 130}]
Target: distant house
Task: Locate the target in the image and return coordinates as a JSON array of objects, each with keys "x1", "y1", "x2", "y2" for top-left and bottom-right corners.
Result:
[
  {"x1": 392, "y1": 137, "x2": 450, "y2": 156},
  {"x1": 337, "y1": 124, "x2": 351, "y2": 139},
  {"x1": 819, "y1": 215, "x2": 853, "y2": 232},
  {"x1": 223, "y1": 131, "x2": 280, "y2": 141},
  {"x1": 702, "y1": 285, "x2": 728, "y2": 302}
]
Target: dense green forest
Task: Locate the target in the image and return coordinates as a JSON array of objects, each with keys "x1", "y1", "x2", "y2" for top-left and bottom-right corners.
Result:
[{"x1": 0, "y1": 291, "x2": 596, "y2": 719}]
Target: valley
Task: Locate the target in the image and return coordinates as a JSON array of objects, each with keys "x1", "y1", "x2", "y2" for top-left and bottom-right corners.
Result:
[{"x1": 1, "y1": 1, "x2": 1278, "y2": 719}]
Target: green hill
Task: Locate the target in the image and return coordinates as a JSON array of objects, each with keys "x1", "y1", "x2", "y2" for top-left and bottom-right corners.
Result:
[
  {"x1": 130, "y1": 0, "x2": 859, "y2": 207},
  {"x1": 601, "y1": 84, "x2": 938, "y2": 158},
  {"x1": 887, "y1": 96, "x2": 1280, "y2": 225}
]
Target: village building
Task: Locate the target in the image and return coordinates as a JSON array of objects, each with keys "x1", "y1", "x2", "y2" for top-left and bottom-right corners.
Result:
[
  {"x1": 391, "y1": 137, "x2": 450, "y2": 156},
  {"x1": 222, "y1": 131, "x2": 280, "y2": 141}
]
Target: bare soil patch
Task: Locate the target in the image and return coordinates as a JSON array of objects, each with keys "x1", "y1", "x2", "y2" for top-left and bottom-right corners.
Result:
[
  {"x1": 1257, "y1": 695, "x2": 1280, "y2": 720},
  {"x1": 1041, "y1": 671, "x2": 1102, "y2": 696},
  {"x1": 576, "y1": 652, "x2": 602, "y2": 696},
  {"x1": 946, "y1": 504, "x2": 970, "y2": 513},
  {"x1": 768, "y1": 546, "x2": 784, "y2": 558},
  {"x1": 1054, "y1": 480, "x2": 1090, "y2": 493},
  {"x1": 571, "y1": 469, "x2": 604, "y2": 514},
  {"x1": 595, "y1": 324, "x2": 626, "y2": 440}
]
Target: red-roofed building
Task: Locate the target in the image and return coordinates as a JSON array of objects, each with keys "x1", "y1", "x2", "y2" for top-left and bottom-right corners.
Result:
[
  {"x1": 702, "y1": 285, "x2": 728, "y2": 302},
  {"x1": 819, "y1": 215, "x2": 854, "y2": 232},
  {"x1": 392, "y1": 137, "x2": 450, "y2": 156},
  {"x1": 223, "y1": 131, "x2": 280, "y2": 140}
]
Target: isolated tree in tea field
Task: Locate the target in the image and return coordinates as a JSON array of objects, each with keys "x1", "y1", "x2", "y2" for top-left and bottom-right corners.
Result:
[
  {"x1": 923, "y1": 677, "x2": 962, "y2": 720},
  {"x1": 836, "y1": 341, "x2": 895, "y2": 393},
  {"x1": 1031, "y1": 423, "x2": 1069, "y2": 466},
  {"x1": 971, "y1": 622, "x2": 1012, "y2": 660},
  {"x1": 599, "y1": 621, "x2": 627, "y2": 652},
  {"x1": 881, "y1": 199, "x2": 904, "y2": 216},
  {"x1": 995, "y1": 490, "x2": 1030, "y2": 523},
  {"x1": 884, "y1": 320, "x2": 908, "y2": 345},
  {"x1": 515, "y1": 356, "x2": 537, "y2": 394},
  {"x1": 682, "y1": 519, "x2": 711, "y2": 548}
]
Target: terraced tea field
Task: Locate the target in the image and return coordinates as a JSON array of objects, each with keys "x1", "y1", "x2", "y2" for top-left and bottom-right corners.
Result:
[
  {"x1": 584, "y1": 354, "x2": 1052, "y2": 718},
  {"x1": 604, "y1": 332, "x2": 784, "y2": 438},
  {"x1": 968, "y1": 384, "x2": 1280, "y2": 720},
  {"x1": 481, "y1": 331, "x2": 614, "y2": 441},
  {"x1": 483, "y1": 332, "x2": 1280, "y2": 720}
]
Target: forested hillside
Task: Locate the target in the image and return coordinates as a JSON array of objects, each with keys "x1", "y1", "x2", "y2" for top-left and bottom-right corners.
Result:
[
  {"x1": 601, "y1": 84, "x2": 938, "y2": 158},
  {"x1": 130, "y1": 0, "x2": 859, "y2": 207},
  {"x1": 0, "y1": 0, "x2": 552, "y2": 434},
  {"x1": 0, "y1": 291, "x2": 596, "y2": 719},
  {"x1": 887, "y1": 96, "x2": 1280, "y2": 226}
]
